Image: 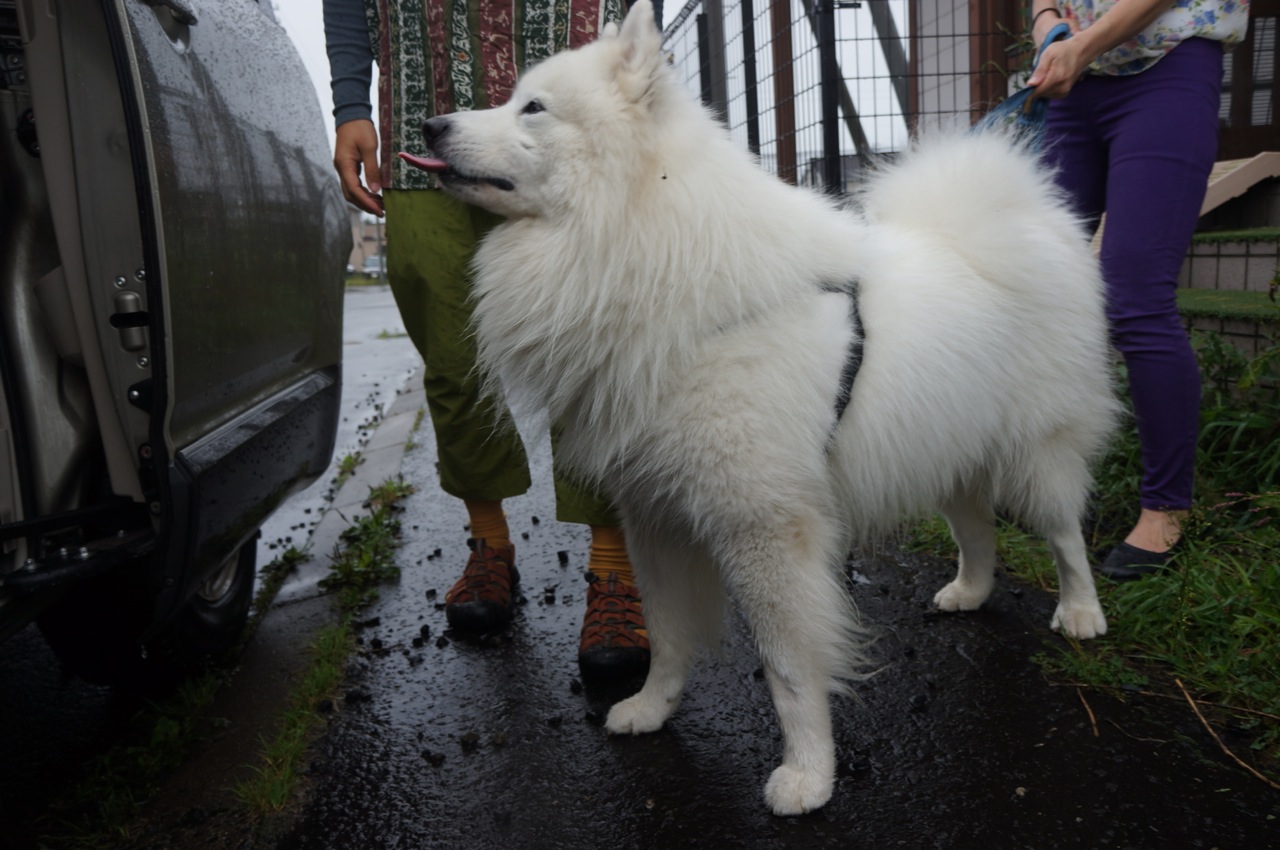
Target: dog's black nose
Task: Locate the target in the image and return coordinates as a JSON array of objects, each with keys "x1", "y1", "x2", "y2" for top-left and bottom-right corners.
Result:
[{"x1": 423, "y1": 117, "x2": 450, "y2": 146}]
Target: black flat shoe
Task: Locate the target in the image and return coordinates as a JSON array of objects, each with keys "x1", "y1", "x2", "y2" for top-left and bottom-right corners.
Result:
[{"x1": 1099, "y1": 541, "x2": 1176, "y2": 582}]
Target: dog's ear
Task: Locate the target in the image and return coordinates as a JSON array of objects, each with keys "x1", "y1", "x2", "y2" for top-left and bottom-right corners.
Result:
[
  {"x1": 602, "y1": 21, "x2": 619, "y2": 39},
  {"x1": 615, "y1": 0, "x2": 662, "y2": 103}
]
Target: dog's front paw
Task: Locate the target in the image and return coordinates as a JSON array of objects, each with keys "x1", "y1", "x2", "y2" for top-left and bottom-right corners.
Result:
[
  {"x1": 933, "y1": 579, "x2": 992, "y2": 612},
  {"x1": 1051, "y1": 602, "x2": 1107, "y2": 639},
  {"x1": 764, "y1": 765, "x2": 833, "y2": 816},
  {"x1": 605, "y1": 693, "x2": 676, "y2": 735}
]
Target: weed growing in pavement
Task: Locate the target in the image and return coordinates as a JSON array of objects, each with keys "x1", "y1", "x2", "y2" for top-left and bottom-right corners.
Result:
[
  {"x1": 333, "y1": 451, "x2": 364, "y2": 490},
  {"x1": 319, "y1": 476, "x2": 415, "y2": 611},
  {"x1": 237, "y1": 546, "x2": 309, "y2": 653},
  {"x1": 234, "y1": 624, "x2": 354, "y2": 816},
  {"x1": 908, "y1": 331, "x2": 1280, "y2": 773},
  {"x1": 235, "y1": 476, "x2": 415, "y2": 817},
  {"x1": 404, "y1": 406, "x2": 426, "y2": 452}
]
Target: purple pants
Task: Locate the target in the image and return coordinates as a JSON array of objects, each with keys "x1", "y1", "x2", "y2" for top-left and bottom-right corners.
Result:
[{"x1": 1043, "y1": 37, "x2": 1224, "y2": 512}]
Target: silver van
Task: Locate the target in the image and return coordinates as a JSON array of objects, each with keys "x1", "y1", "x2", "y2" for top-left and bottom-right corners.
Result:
[{"x1": 0, "y1": 0, "x2": 349, "y2": 688}]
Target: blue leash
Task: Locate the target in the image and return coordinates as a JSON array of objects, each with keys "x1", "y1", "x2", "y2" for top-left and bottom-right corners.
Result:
[{"x1": 973, "y1": 22, "x2": 1071, "y2": 143}]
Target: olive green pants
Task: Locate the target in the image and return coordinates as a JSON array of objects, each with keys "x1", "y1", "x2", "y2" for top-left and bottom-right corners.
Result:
[{"x1": 384, "y1": 189, "x2": 618, "y2": 526}]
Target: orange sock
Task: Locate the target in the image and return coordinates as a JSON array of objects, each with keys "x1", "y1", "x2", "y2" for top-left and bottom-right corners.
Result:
[
  {"x1": 464, "y1": 500, "x2": 510, "y2": 548},
  {"x1": 588, "y1": 525, "x2": 634, "y2": 585}
]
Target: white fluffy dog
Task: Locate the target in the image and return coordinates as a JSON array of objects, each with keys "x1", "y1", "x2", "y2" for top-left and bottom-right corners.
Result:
[{"x1": 405, "y1": 0, "x2": 1117, "y2": 816}]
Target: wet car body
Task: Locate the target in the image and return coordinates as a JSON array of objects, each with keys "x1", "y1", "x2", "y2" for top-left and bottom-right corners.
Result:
[{"x1": 0, "y1": 0, "x2": 349, "y2": 686}]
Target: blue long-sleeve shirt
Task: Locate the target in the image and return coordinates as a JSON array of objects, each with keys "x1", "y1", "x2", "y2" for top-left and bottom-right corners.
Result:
[{"x1": 322, "y1": 0, "x2": 374, "y2": 127}]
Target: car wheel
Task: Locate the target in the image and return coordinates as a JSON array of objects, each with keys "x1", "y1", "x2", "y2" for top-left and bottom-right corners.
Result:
[{"x1": 37, "y1": 541, "x2": 256, "y2": 693}]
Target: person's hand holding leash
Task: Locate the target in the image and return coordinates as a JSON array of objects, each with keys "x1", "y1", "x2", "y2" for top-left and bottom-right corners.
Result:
[
  {"x1": 1027, "y1": 0, "x2": 1178, "y2": 99},
  {"x1": 1027, "y1": 6, "x2": 1084, "y2": 99},
  {"x1": 334, "y1": 118, "x2": 384, "y2": 216}
]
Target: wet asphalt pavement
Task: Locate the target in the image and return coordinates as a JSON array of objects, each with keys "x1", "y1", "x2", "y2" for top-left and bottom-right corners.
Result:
[
  {"x1": 3, "y1": 287, "x2": 1278, "y2": 848},
  {"x1": 270, "y1": 420, "x2": 1280, "y2": 849}
]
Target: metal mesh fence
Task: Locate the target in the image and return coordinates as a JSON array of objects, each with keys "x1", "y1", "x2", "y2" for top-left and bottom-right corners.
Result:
[
  {"x1": 661, "y1": 0, "x2": 1024, "y2": 191},
  {"x1": 661, "y1": 1, "x2": 1277, "y2": 191}
]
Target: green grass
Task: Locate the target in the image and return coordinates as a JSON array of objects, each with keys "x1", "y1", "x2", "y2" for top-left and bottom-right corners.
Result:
[
  {"x1": 907, "y1": 330, "x2": 1280, "y2": 778},
  {"x1": 333, "y1": 452, "x2": 363, "y2": 490},
  {"x1": 404, "y1": 406, "x2": 426, "y2": 452},
  {"x1": 35, "y1": 659, "x2": 231, "y2": 848},
  {"x1": 234, "y1": 624, "x2": 354, "y2": 816},
  {"x1": 1092, "y1": 330, "x2": 1280, "y2": 765},
  {"x1": 34, "y1": 548, "x2": 312, "y2": 847},
  {"x1": 1194, "y1": 330, "x2": 1280, "y2": 491},
  {"x1": 236, "y1": 476, "x2": 415, "y2": 815},
  {"x1": 1131, "y1": 528, "x2": 1276, "y2": 705},
  {"x1": 1040, "y1": 498, "x2": 1280, "y2": 711},
  {"x1": 238, "y1": 547, "x2": 308, "y2": 653},
  {"x1": 318, "y1": 477, "x2": 414, "y2": 611},
  {"x1": 344, "y1": 275, "x2": 387, "y2": 288},
  {"x1": 34, "y1": 475, "x2": 416, "y2": 846},
  {"x1": 909, "y1": 504, "x2": 1280, "y2": 771}
]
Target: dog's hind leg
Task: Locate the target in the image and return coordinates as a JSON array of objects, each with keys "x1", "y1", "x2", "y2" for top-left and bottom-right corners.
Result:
[
  {"x1": 1044, "y1": 520, "x2": 1107, "y2": 638},
  {"x1": 606, "y1": 529, "x2": 722, "y2": 735},
  {"x1": 716, "y1": 516, "x2": 856, "y2": 816},
  {"x1": 933, "y1": 488, "x2": 998, "y2": 612},
  {"x1": 1012, "y1": 447, "x2": 1108, "y2": 639}
]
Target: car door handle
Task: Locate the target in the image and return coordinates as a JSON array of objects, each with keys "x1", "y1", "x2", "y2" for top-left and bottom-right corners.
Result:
[{"x1": 142, "y1": 0, "x2": 198, "y2": 27}]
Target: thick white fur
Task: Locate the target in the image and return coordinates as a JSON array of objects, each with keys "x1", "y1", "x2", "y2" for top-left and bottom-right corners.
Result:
[{"x1": 424, "y1": 0, "x2": 1118, "y2": 816}]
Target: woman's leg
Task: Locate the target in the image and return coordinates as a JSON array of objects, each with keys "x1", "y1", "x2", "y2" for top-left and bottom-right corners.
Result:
[{"x1": 1097, "y1": 39, "x2": 1222, "y2": 532}]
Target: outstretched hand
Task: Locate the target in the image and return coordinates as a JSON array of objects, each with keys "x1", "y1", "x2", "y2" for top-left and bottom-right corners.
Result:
[{"x1": 334, "y1": 119, "x2": 384, "y2": 216}]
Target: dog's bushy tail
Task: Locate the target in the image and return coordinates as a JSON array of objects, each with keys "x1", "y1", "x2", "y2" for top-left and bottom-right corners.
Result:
[{"x1": 857, "y1": 130, "x2": 1091, "y2": 297}]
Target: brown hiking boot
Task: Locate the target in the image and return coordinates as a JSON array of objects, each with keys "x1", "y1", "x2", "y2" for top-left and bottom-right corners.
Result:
[
  {"x1": 578, "y1": 572, "x2": 650, "y2": 682},
  {"x1": 444, "y1": 539, "x2": 519, "y2": 632}
]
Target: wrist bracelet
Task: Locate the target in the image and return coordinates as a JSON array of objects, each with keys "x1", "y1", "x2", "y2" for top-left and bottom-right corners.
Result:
[{"x1": 1032, "y1": 6, "x2": 1062, "y2": 27}]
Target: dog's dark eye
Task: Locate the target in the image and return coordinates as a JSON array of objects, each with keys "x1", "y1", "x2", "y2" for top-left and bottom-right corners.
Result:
[{"x1": 521, "y1": 99, "x2": 545, "y2": 116}]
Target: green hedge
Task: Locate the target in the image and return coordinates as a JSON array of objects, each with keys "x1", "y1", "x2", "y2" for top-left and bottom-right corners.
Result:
[
  {"x1": 1191, "y1": 227, "x2": 1280, "y2": 244},
  {"x1": 1177, "y1": 288, "x2": 1280, "y2": 321}
]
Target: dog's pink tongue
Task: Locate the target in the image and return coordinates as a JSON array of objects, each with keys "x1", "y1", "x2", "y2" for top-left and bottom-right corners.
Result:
[{"x1": 397, "y1": 151, "x2": 448, "y2": 173}]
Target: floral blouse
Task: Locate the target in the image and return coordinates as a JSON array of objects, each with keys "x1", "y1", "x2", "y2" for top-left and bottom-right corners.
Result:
[{"x1": 1058, "y1": 0, "x2": 1252, "y2": 75}]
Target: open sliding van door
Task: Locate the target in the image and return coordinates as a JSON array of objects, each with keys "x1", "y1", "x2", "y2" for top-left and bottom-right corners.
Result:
[{"x1": 2, "y1": 0, "x2": 348, "y2": 686}]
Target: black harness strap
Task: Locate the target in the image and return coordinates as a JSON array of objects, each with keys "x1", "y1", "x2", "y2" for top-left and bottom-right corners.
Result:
[{"x1": 821, "y1": 282, "x2": 864, "y2": 427}]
